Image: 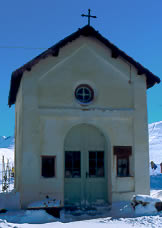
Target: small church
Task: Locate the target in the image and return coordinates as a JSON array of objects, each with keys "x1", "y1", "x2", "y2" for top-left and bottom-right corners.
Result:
[{"x1": 8, "y1": 13, "x2": 160, "y2": 208}]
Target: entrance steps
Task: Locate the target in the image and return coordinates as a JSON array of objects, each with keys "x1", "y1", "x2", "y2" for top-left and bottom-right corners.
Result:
[{"x1": 60, "y1": 205, "x2": 112, "y2": 221}]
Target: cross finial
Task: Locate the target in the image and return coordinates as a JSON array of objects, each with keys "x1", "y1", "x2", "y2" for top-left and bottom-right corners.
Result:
[{"x1": 81, "y1": 9, "x2": 97, "y2": 26}]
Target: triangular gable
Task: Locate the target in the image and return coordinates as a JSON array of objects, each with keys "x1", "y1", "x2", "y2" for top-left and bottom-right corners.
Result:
[{"x1": 8, "y1": 25, "x2": 160, "y2": 106}]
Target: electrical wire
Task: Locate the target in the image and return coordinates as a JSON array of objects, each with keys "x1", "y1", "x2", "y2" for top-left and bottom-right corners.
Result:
[{"x1": 0, "y1": 46, "x2": 47, "y2": 50}]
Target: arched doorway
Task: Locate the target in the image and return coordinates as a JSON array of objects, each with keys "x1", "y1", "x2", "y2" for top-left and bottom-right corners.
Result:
[{"x1": 64, "y1": 124, "x2": 108, "y2": 206}]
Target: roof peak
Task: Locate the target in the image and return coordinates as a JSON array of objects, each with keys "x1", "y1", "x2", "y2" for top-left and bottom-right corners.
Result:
[{"x1": 8, "y1": 25, "x2": 160, "y2": 106}]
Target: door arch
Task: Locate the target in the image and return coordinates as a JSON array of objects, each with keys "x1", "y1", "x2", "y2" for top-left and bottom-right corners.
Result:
[{"x1": 64, "y1": 124, "x2": 108, "y2": 206}]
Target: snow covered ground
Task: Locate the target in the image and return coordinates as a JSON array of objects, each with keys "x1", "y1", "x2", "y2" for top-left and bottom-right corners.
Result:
[
  {"x1": 0, "y1": 213, "x2": 159, "y2": 228},
  {"x1": 1, "y1": 209, "x2": 162, "y2": 227},
  {"x1": 0, "y1": 122, "x2": 161, "y2": 227}
]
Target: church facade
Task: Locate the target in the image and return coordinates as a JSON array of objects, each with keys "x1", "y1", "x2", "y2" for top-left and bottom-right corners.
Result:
[{"x1": 8, "y1": 25, "x2": 160, "y2": 208}]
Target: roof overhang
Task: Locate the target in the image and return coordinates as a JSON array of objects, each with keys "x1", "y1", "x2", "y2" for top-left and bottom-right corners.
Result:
[{"x1": 8, "y1": 25, "x2": 160, "y2": 107}]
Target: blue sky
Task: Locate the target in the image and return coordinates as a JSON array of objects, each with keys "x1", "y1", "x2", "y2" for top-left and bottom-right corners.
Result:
[{"x1": 0, "y1": 0, "x2": 162, "y2": 136}]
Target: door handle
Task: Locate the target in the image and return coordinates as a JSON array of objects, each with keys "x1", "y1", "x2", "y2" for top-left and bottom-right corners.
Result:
[{"x1": 86, "y1": 172, "x2": 89, "y2": 178}]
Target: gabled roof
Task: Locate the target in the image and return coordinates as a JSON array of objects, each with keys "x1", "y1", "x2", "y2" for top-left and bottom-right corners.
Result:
[{"x1": 8, "y1": 25, "x2": 160, "y2": 107}]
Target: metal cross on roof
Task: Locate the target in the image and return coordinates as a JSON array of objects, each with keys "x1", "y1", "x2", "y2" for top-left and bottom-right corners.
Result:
[{"x1": 81, "y1": 9, "x2": 97, "y2": 26}]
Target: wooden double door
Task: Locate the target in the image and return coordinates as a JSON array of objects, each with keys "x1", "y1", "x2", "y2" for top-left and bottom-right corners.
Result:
[{"x1": 64, "y1": 124, "x2": 107, "y2": 206}]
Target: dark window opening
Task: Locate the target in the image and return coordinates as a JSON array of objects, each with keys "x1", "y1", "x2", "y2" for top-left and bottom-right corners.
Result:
[
  {"x1": 41, "y1": 156, "x2": 55, "y2": 178},
  {"x1": 114, "y1": 146, "x2": 132, "y2": 177},
  {"x1": 117, "y1": 156, "x2": 129, "y2": 177},
  {"x1": 89, "y1": 151, "x2": 104, "y2": 177},
  {"x1": 65, "y1": 151, "x2": 81, "y2": 178}
]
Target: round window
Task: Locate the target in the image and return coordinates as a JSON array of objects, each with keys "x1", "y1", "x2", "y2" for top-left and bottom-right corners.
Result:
[{"x1": 75, "y1": 84, "x2": 94, "y2": 104}]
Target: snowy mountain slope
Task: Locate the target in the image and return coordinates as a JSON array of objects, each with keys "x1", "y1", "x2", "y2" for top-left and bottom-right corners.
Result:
[
  {"x1": 0, "y1": 136, "x2": 6, "y2": 144},
  {"x1": 149, "y1": 121, "x2": 162, "y2": 164},
  {"x1": 0, "y1": 136, "x2": 14, "y2": 149},
  {"x1": 0, "y1": 136, "x2": 14, "y2": 166}
]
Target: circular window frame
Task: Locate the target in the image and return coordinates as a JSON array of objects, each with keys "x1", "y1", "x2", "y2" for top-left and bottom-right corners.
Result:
[{"x1": 75, "y1": 84, "x2": 94, "y2": 105}]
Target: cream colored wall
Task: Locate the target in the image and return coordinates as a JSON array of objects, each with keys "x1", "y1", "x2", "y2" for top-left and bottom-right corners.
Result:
[
  {"x1": 15, "y1": 81, "x2": 23, "y2": 193},
  {"x1": 112, "y1": 69, "x2": 150, "y2": 202},
  {"x1": 37, "y1": 39, "x2": 133, "y2": 109},
  {"x1": 15, "y1": 36, "x2": 149, "y2": 208}
]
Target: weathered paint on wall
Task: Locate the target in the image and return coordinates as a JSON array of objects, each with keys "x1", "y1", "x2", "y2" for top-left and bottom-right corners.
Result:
[{"x1": 15, "y1": 36, "x2": 149, "y2": 208}]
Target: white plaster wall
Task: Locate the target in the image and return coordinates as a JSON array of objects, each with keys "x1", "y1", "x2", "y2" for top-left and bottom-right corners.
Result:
[
  {"x1": 15, "y1": 81, "x2": 23, "y2": 193},
  {"x1": 37, "y1": 40, "x2": 133, "y2": 109},
  {"x1": 133, "y1": 70, "x2": 150, "y2": 196},
  {"x1": 15, "y1": 36, "x2": 149, "y2": 207}
]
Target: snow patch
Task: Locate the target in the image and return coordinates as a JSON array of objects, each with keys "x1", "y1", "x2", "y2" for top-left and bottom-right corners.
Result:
[
  {"x1": 0, "y1": 191, "x2": 20, "y2": 210},
  {"x1": 133, "y1": 195, "x2": 161, "y2": 203},
  {"x1": 131, "y1": 195, "x2": 161, "y2": 215},
  {"x1": 0, "y1": 209, "x2": 56, "y2": 225}
]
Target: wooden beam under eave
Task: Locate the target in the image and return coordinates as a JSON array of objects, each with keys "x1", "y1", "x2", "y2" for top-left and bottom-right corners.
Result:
[
  {"x1": 26, "y1": 67, "x2": 31, "y2": 71},
  {"x1": 138, "y1": 70, "x2": 144, "y2": 75},
  {"x1": 111, "y1": 51, "x2": 119, "y2": 59},
  {"x1": 52, "y1": 49, "x2": 59, "y2": 57}
]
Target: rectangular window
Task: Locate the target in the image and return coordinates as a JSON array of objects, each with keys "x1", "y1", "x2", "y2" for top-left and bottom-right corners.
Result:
[
  {"x1": 114, "y1": 146, "x2": 132, "y2": 177},
  {"x1": 117, "y1": 156, "x2": 129, "y2": 177},
  {"x1": 89, "y1": 151, "x2": 104, "y2": 177},
  {"x1": 41, "y1": 156, "x2": 55, "y2": 178},
  {"x1": 65, "y1": 151, "x2": 81, "y2": 178}
]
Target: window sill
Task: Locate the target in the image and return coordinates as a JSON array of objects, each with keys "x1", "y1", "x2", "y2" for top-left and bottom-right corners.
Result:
[
  {"x1": 41, "y1": 176, "x2": 56, "y2": 179},
  {"x1": 117, "y1": 175, "x2": 134, "y2": 178}
]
